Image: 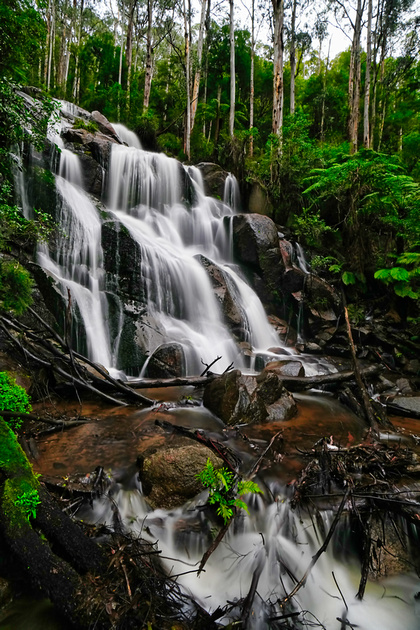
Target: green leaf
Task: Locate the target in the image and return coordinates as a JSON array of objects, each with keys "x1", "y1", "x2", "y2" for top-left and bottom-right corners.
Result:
[
  {"x1": 394, "y1": 282, "x2": 412, "y2": 297},
  {"x1": 390, "y1": 267, "x2": 410, "y2": 281},
  {"x1": 374, "y1": 269, "x2": 393, "y2": 283},
  {"x1": 342, "y1": 271, "x2": 356, "y2": 285}
]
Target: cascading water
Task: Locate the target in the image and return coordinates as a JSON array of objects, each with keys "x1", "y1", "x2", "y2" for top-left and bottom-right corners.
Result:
[{"x1": 105, "y1": 141, "x2": 284, "y2": 374}]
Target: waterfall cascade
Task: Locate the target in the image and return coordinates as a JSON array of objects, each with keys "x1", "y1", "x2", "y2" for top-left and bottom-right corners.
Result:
[
  {"x1": 33, "y1": 107, "x2": 288, "y2": 376},
  {"x1": 11, "y1": 104, "x2": 419, "y2": 630}
]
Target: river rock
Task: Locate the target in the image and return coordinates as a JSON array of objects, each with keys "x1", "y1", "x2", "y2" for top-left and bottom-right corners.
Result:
[
  {"x1": 144, "y1": 342, "x2": 186, "y2": 378},
  {"x1": 195, "y1": 254, "x2": 245, "y2": 333},
  {"x1": 197, "y1": 162, "x2": 229, "y2": 198},
  {"x1": 232, "y1": 214, "x2": 279, "y2": 270},
  {"x1": 203, "y1": 368, "x2": 297, "y2": 425},
  {"x1": 265, "y1": 360, "x2": 304, "y2": 377},
  {"x1": 140, "y1": 444, "x2": 223, "y2": 509}
]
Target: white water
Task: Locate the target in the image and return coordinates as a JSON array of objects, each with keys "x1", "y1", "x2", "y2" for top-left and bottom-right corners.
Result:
[
  {"x1": 78, "y1": 476, "x2": 419, "y2": 630},
  {"x1": 106, "y1": 142, "x2": 286, "y2": 374},
  {"x1": 112, "y1": 122, "x2": 142, "y2": 149}
]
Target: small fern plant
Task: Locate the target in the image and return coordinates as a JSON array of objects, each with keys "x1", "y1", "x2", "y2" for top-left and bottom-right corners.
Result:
[{"x1": 196, "y1": 458, "x2": 262, "y2": 524}]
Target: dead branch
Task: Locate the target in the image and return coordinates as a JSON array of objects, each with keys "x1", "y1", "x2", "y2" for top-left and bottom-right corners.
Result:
[
  {"x1": 281, "y1": 488, "x2": 350, "y2": 605},
  {"x1": 197, "y1": 517, "x2": 233, "y2": 576},
  {"x1": 200, "y1": 355, "x2": 222, "y2": 376}
]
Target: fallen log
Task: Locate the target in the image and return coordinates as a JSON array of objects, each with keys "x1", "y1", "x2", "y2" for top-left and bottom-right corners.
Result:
[{"x1": 126, "y1": 365, "x2": 383, "y2": 391}]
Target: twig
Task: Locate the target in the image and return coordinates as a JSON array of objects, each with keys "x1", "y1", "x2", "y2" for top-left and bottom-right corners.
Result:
[
  {"x1": 197, "y1": 518, "x2": 233, "y2": 576},
  {"x1": 200, "y1": 356, "x2": 222, "y2": 376},
  {"x1": 247, "y1": 431, "x2": 282, "y2": 478},
  {"x1": 281, "y1": 488, "x2": 350, "y2": 605}
]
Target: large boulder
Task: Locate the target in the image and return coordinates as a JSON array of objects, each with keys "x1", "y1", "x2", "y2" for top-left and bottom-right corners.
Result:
[
  {"x1": 139, "y1": 444, "x2": 223, "y2": 509},
  {"x1": 195, "y1": 255, "x2": 245, "y2": 335},
  {"x1": 144, "y1": 342, "x2": 186, "y2": 378},
  {"x1": 232, "y1": 214, "x2": 284, "y2": 309},
  {"x1": 203, "y1": 368, "x2": 297, "y2": 425},
  {"x1": 197, "y1": 163, "x2": 229, "y2": 199}
]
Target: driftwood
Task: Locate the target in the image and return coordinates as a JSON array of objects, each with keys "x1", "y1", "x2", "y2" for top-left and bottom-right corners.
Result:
[{"x1": 0, "y1": 313, "x2": 155, "y2": 407}]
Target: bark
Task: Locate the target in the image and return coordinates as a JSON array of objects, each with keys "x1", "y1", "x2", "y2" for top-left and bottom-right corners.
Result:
[
  {"x1": 348, "y1": 0, "x2": 364, "y2": 154},
  {"x1": 271, "y1": 0, "x2": 284, "y2": 136},
  {"x1": 289, "y1": 0, "x2": 297, "y2": 115},
  {"x1": 249, "y1": 0, "x2": 255, "y2": 156},
  {"x1": 229, "y1": 0, "x2": 235, "y2": 138},
  {"x1": 190, "y1": 0, "x2": 207, "y2": 133},
  {"x1": 72, "y1": 0, "x2": 84, "y2": 102},
  {"x1": 143, "y1": 0, "x2": 153, "y2": 113},
  {"x1": 363, "y1": 0, "x2": 373, "y2": 147},
  {"x1": 126, "y1": 364, "x2": 382, "y2": 391},
  {"x1": 125, "y1": 0, "x2": 138, "y2": 111},
  {"x1": 183, "y1": 0, "x2": 191, "y2": 159}
]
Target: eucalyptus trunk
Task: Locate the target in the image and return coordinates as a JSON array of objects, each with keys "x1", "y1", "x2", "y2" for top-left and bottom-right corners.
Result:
[
  {"x1": 143, "y1": 0, "x2": 153, "y2": 113},
  {"x1": 363, "y1": 0, "x2": 373, "y2": 147},
  {"x1": 229, "y1": 0, "x2": 235, "y2": 138},
  {"x1": 271, "y1": 0, "x2": 284, "y2": 136},
  {"x1": 190, "y1": 0, "x2": 207, "y2": 133},
  {"x1": 289, "y1": 0, "x2": 297, "y2": 115},
  {"x1": 249, "y1": 0, "x2": 255, "y2": 156},
  {"x1": 183, "y1": 0, "x2": 191, "y2": 159},
  {"x1": 348, "y1": 0, "x2": 363, "y2": 154}
]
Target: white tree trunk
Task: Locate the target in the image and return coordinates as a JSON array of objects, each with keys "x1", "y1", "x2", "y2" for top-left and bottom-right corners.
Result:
[
  {"x1": 363, "y1": 0, "x2": 373, "y2": 147},
  {"x1": 271, "y1": 0, "x2": 284, "y2": 136},
  {"x1": 249, "y1": 0, "x2": 255, "y2": 156},
  {"x1": 190, "y1": 0, "x2": 208, "y2": 132},
  {"x1": 290, "y1": 0, "x2": 297, "y2": 115},
  {"x1": 229, "y1": 0, "x2": 235, "y2": 138},
  {"x1": 183, "y1": 0, "x2": 191, "y2": 159}
]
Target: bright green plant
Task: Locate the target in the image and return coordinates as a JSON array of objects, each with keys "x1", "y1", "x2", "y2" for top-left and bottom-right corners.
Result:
[
  {"x1": 196, "y1": 458, "x2": 262, "y2": 524},
  {"x1": 0, "y1": 371, "x2": 32, "y2": 432},
  {"x1": 14, "y1": 486, "x2": 41, "y2": 520},
  {"x1": 374, "y1": 250, "x2": 420, "y2": 299},
  {"x1": 73, "y1": 117, "x2": 98, "y2": 133}
]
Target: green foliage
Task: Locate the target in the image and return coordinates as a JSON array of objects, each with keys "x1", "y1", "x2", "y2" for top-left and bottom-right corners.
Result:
[
  {"x1": 0, "y1": 417, "x2": 41, "y2": 527},
  {"x1": 0, "y1": 260, "x2": 34, "y2": 314},
  {"x1": 72, "y1": 118, "x2": 98, "y2": 133},
  {"x1": 374, "y1": 248, "x2": 420, "y2": 299},
  {"x1": 196, "y1": 458, "x2": 262, "y2": 524},
  {"x1": 0, "y1": 371, "x2": 32, "y2": 432},
  {"x1": 293, "y1": 207, "x2": 333, "y2": 248},
  {"x1": 14, "y1": 487, "x2": 41, "y2": 520}
]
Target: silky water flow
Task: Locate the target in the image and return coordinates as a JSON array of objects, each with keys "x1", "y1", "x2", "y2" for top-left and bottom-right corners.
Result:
[{"x1": 13, "y1": 105, "x2": 420, "y2": 629}]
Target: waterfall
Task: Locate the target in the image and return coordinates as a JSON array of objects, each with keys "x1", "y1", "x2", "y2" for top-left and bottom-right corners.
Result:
[
  {"x1": 105, "y1": 142, "x2": 283, "y2": 374},
  {"x1": 77, "y1": 476, "x2": 419, "y2": 630},
  {"x1": 112, "y1": 122, "x2": 142, "y2": 149}
]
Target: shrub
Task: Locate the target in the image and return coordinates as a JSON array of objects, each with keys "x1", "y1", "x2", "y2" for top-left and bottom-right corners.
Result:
[{"x1": 0, "y1": 371, "x2": 31, "y2": 432}]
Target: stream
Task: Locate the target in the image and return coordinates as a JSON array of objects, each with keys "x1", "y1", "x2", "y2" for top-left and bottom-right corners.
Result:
[{"x1": 4, "y1": 102, "x2": 420, "y2": 628}]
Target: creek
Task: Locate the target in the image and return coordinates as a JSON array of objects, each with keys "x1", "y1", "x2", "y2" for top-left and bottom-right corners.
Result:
[{"x1": 6, "y1": 102, "x2": 420, "y2": 629}]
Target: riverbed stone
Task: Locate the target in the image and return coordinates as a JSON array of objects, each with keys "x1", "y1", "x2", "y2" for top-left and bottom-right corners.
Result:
[
  {"x1": 203, "y1": 368, "x2": 297, "y2": 425},
  {"x1": 196, "y1": 162, "x2": 229, "y2": 198},
  {"x1": 140, "y1": 444, "x2": 223, "y2": 509},
  {"x1": 265, "y1": 360, "x2": 304, "y2": 377},
  {"x1": 144, "y1": 342, "x2": 186, "y2": 378}
]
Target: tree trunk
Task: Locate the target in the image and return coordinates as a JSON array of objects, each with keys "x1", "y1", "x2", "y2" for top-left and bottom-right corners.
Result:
[
  {"x1": 183, "y1": 0, "x2": 191, "y2": 159},
  {"x1": 289, "y1": 0, "x2": 297, "y2": 115},
  {"x1": 143, "y1": 0, "x2": 153, "y2": 113},
  {"x1": 229, "y1": 0, "x2": 235, "y2": 138},
  {"x1": 125, "y1": 0, "x2": 138, "y2": 113},
  {"x1": 190, "y1": 0, "x2": 207, "y2": 133},
  {"x1": 363, "y1": 0, "x2": 373, "y2": 147},
  {"x1": 249, "y1": 0, "x2": 255, "y2": 156},
  {"x1": 271, "y1": 0, "x2": 284, "y2": 136},
  {"x1": 348, "y1": 0, "x2": 363, "y2": 154},
  {"x1": 72, "y1": 0, "x2": 84, "y2": 102}
]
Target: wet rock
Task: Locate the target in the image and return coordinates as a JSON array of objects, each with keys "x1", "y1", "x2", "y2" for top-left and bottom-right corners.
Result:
[
  {"x1": 232, "y1": 214, "x2": 279, "y2": 270},
  {"x1": 91, "y1": 111, "x2": 121, "y2": 142},
  {"x1": 196, "y1": 162, "x2": 229, "y2": 199},
  {"x1": 387, "y1": 396, "x2": 420, "y2": 417},
  {"x1": 195, "y1": 255, "x2": 245, "y2": 331},
  {"x1": 396, "y1": 378, "x2": 413, "y2": 394},
  {"x1": 369, "y1": 514, "x2": 415, "y2": 578},
  {"x1": 265, "y1": 360, "x2": 304, "y2": 377},
  {"x1": 140, "y1": 444, "x2": 223, "y2": 509},
  {"x1": 248, "y1": 181, "x2": 273, "y2": 217},
  {"x1": 102, "y1": 219, "x2": 144, "y2": 302},
  {"x1": 0, "y1": 577, "x2": 12, "y2": 608},
  {"x1": 145, "y1": 343, "x2": 186, "y2": 378},
  {"x1": 203, "y1": 368, "x2": 297, "y2": 425},
  {"x1": 267, "y1": 315, "x2": 297, "y2": 346}
]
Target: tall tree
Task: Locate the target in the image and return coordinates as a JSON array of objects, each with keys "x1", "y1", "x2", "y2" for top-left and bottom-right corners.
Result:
[
  {"x1": 363, "y1": 0, "x2": 373, "y2": 147},
  {"x1": 271, "y1": 0, "x2": 284, "y2": 135},
  {"x1": 229, "y1": 0, "x2": 235, "y2": 137},
  {"x1": 190, "y1": 0, "x2": 208, "y2": 132}
]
